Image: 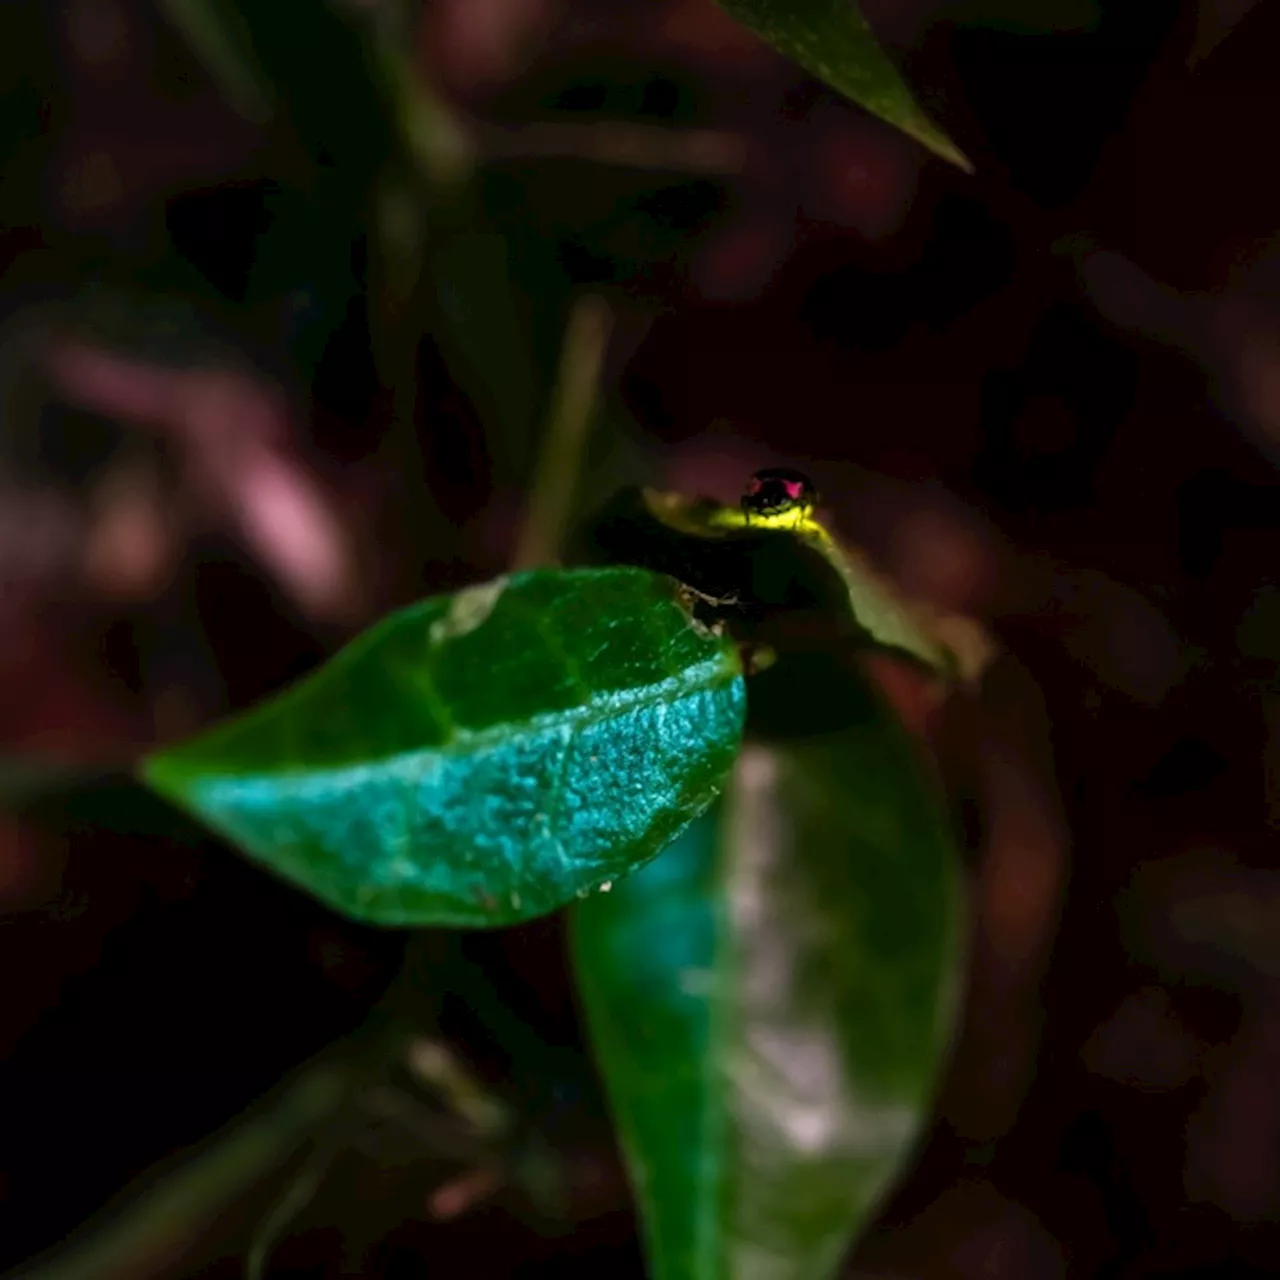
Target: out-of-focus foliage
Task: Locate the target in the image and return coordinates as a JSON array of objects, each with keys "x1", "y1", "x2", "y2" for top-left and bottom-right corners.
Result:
[
  {"x1": 585, "y1": 485, "x2": 992, "y2": 684},
  {"x1": 710, "y1": 0, "x2": 969, "y2": 167},
  {"x1": 574, "y1": 670, "x2": 964, "y2": 1280}
]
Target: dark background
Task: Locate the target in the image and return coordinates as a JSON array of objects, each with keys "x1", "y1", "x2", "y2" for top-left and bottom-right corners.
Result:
[{"x1": 4, "y1": 0, "x2": 1280, "y2": 1275}]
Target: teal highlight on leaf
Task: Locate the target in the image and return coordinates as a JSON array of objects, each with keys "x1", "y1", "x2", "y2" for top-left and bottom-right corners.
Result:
[
  {"x1": 573, "y1": 667, "x2": 966, "y2": 1280},
  {"x1": 142, "y1": 567, "x2": 745, "y2": 928}
]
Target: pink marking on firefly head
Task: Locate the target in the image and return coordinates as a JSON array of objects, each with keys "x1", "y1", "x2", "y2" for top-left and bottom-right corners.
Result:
[
  {"x1": 744, "y1": 476, "x2": 765, "y2": 496},
  {"x1": 781, "y1": 479, "x2": 805, "y2": 500}
]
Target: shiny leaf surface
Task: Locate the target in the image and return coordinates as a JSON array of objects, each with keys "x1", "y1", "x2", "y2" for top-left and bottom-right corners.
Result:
[
  {"x1": 712, "y1": 0, "x2": 970, "y2": 169},
  {"x1": 573, "y1": 669, "x2": 964, "y2": 1280},
  {"x1": 143, "y1": 568, "x2": 745, "y2": 927}
]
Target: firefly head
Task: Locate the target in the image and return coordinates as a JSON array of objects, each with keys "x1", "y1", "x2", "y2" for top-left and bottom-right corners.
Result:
[{"x1": 740, "y1": 467, "x2": 818, "y2": 523}]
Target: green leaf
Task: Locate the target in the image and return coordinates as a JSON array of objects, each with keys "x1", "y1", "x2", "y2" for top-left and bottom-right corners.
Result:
[
  {"x1": 572, "y1": 667, "x2": 965, "y2": 1280},
  {"x1": 712, "y1": 0, "x2": 970, "y2": 170},
  {"x1": 142, "y1": 568, "x2": 746, "y2": 927}
]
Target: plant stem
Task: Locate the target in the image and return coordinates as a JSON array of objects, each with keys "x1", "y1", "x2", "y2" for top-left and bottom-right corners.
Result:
[
  {"x1": 478, "y1": 122, "x2": 746, "y2": 175},
  {"x1": 244, "y1": 1143, "x2": 339, "y2": 1280},
  {"x1": 513, "y1": 295, "x2": 613, "y2": 570},
  {"x1": 10, "y1": 1064, "x2": 353, "y2": 1280}
]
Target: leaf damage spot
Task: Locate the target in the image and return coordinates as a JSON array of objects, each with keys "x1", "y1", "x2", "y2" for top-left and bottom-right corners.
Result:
[
  {"x1": 430, "y1": 577, "x2": 509, "y2": 647},
  {"x1": 740, "y1": 642, "x2": 777, "y2": 676}
]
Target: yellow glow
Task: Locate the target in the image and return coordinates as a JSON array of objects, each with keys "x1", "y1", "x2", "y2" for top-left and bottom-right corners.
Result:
[{"x1": 705, "y1": 504, "x2": 821, "y2": 534}]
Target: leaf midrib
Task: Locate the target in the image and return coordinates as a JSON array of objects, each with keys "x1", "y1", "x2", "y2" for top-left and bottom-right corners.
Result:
[{"x1": 164, "y1": 652, "x2": 742, "y2": 787}]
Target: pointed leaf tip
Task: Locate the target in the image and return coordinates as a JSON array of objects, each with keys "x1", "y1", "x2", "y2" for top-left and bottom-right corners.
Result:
[{"x1": 714, "y1": 0, "x2": 970, "y2": 171}]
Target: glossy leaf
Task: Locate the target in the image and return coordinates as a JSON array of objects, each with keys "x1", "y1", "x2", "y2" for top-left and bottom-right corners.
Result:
[
  {"x1": 142, "y1": 568, "x2": 746, "y2": 927},
  {"x1": 573, "y1": 668, "x2": 964, "y2": 1280},
  {"x1": 712, "y1": 0, "x2": 970, "y2": 170}
]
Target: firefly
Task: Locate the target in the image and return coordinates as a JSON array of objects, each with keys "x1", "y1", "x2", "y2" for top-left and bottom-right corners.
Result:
[{"x1": 740, "y1": 468, "x2": 818, "y2": 528}]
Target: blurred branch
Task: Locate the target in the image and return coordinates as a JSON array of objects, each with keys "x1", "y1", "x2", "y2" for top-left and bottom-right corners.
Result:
[
  {"x1": 244, "y1": 1144, "x2": 339, "y2": 1280},
  {"x1": 404, "y1": 1037, "x2": 509, "y2": 1139},
  {"x1": 7, "y1": 1011, "x2": 517, "y2": 1280},
  {"x1": 478, "y1": 121, "x2": 748, "y2": 176},
  {"x1": 153, "y1": 0, "x2": 274, "y2": 124},
  {"x1": 426, "y1": 1165, "x2": 504, "y2": 1222},
  {"x1": 45, "y1": 340, "x2": 361, "y2": 623},
  {"x1": 375, "y1": 41, "x2": 476, "y2": 195},
  {"x1": 10, "y1": 1062, "x2": 354, "y2": 1280},
  {"x1": 513, "y1": 295, "x2": 613, "y2": 569}
]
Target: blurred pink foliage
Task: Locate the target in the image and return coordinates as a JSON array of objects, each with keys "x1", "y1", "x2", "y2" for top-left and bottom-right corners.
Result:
[{"x1": 46, "y1": 341, "x2": 362, "y2": 622}]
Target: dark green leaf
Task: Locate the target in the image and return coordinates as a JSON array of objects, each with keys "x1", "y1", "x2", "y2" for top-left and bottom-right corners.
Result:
[
  {"x1": 712, "y1": 0, "x2": 969, "y2": 169},
  {"x1": 429, "y1": 231, "x2": 545, "y2": 474},
  {"x1": 142, "y1": 568, "x2": 745, "y2": 928},
  {"x1": 583, "y1": 486, "x2": 992, "y2": 685},
  {"x1": 573, "y1": 669, "x2": 964, "y2": 1280}
]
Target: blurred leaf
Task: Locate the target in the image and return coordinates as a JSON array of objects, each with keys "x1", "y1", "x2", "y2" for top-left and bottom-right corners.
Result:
[
  {"x1": 159, "y1": 0, "x2": 421, "y2": 371},
  {"x1": 573, "y1": 669, "x2": 965, "y2": 1280},
  {"x1": 240, "y1": 176, "x2": 372, "y2": 375},
  {"x1": 37, "y1": 285, "x2": 242, "y2": 369},
  {"x1": 584, "y1": 487, "x2": 992, "y2": 685},
  {"x1": 0, "y1": 758, "x2": 116, "y2": 811},
  {"x1": 155, "y1": 0, "x2": 274, "y2": 123},
  {"x1": 142, "y1": 568, "x2": 746, "y2": 927},
  {"x1": 429, "y1": 230, "x2": 545, "y2": 472},
  {"x1": 1190, "y1": 0, "x2": 1265, "y2": 65},
  {"x1": 196, "y1": 0, "x2": 395, "y2": 180},
  {"x1": 0, "y1": 7, "x2": 53, "y2": 230},
  {"x1": 374, "y1": 39, "x2": 475, "y2": 193},
  {"x1": 15, "y1": 1062, "x2": 351, "y2": 1280},
  {"x1": 711, "y1": 0, "x2": 970, "y2": 169},
  {"x1": 515, "y1": 294, "x2": 614, "y2": 569},
  {"x1": 949, "y1": 0, "x2": 1101, "y2": 33},
  {"x1": 161, "y1": 0, "x2": 543, "y2": 465},
  {"x1": 782, "y1": 514, "x2": 992, "y2": 687}
]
